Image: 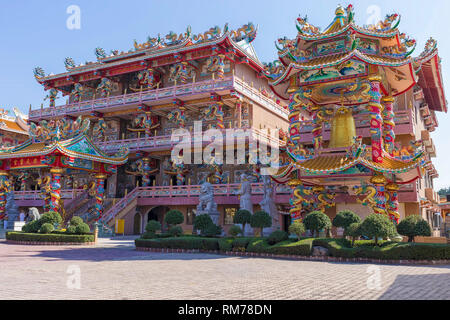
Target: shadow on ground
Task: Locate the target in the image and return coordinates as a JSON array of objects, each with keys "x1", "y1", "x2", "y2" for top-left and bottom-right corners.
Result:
[{"x1": 378, "y1": 273, "x2": 450, "y2": 300}]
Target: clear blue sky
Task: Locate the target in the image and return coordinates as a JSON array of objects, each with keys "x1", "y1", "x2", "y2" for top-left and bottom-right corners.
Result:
[{"x1": 0, "y1": 0, "x2": 449, "y2": 189}]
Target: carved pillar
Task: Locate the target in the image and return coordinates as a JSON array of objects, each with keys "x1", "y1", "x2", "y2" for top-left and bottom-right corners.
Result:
[
  {"x1": 386, "y1": 183, "x2": 400, "y2": 224},
  {"x1": 236, "y1": 100, "x2": 242, "y2": 128},
  {"x1": 50, "y1": 168, "x2": 63, "y2": 213},
  {"x1": 0, "y1": 171, "x2": 9, "y2": 221},
  {"x1": 215, "y1": 102, "x2": 224, "y2": 130},
  {"x1": 312, "y1": 109, "x2": 323, "y2": 150},
  {"x1": 288, "y1": 93, "x2": 302, "y2": 147},
  {"x1": 94, "y1": 173, "x2": 107, "y2": 221},
  {"x1": 382, "y1": 96, "x2": 396, "y2": 155},
  {"x1": 367, "y1": 77, "x2": 384, "y2": 163},
  {"x1": 142, "y1": 158, "x2": 151, "y2": 187},
  {"x1": 370, "y1": 174, "x2": 387, "y2": 215},
  {"x1": 144, "y1": 111, "x2": 153, "y2": 138}
]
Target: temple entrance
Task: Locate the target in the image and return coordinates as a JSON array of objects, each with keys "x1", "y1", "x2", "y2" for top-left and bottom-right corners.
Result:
[
  {"x1": 146, "y1": 206, "x2": 170, "y2": 230},
  {"x1": 133, "y1": 212, "x2": 141, "y2": 235},
  {"x1": 282, "y1": 214, "x2": 291, "y2": 232}
]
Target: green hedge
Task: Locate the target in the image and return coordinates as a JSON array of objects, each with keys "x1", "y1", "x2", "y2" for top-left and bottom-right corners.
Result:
[
  {"x1": 6, "y1": 232, "x2": 95, "y2": 243},
  {"x1": 135, "y1": 236, "x2": 450, "y2": 261}
]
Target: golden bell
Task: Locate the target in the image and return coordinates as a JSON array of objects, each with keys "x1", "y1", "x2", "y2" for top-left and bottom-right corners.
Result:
[{"x1": 329, "y1": 107, "x2": 356, "y2": 148}]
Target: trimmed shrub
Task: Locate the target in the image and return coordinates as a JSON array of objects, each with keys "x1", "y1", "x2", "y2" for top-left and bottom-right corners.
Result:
[
  {"x1": 75, "y1": 223, "x2": 91, "y2": 235},
  {"x1": 232, "y1": 238, "x2": 252, "y2": 251},
  {"x1": 344, "y1": 222, "x2": 362, "y2": 247},
  {"x1": 267, "y1": 239, "x2": 314, "y2": 256},
  {"x1": 22, "y1": 220, "x2": 41, "y2": 233},
  {"x1": 164, "y1": 210, "x2": 184, "y2": 227},
  {"x1": 333, "y1": 210, "x2": 361, "y2": 230},
  {"x1": 247, "y1": 238, "x2": 271, "y2": 254},
  {"x1": 145, "y1": 220, "x2": 162, "y2": 233},
  {"x1": 169, "y1": 226, "x2": 183, "y2": 237},
  {"x1": 288, "y1": 220, "x2": 306, "y2": 240},
  {"x1": 303, "y1": 211, "x2": 332, "y2": 237},
  {"x1": 193, "y1": 214, "x2": 214, "y2": 235},
  {"x1": 228, "y1": 225, "x2": 242, "y2": 237},
  {"x1": 6, "y1": 232, "x2": 94, "y2": 243},
  {"x1": 40, "y1": 211, "x2": 62, "y2": 227},
  {"x1": 397, "y1": 215, "x2": 431, "y2": 242},
  {"x1": 267, "y1": 230, "x2": 289, "y2": 245},
  {"x1": 250, "y1": 211, "x2": 272, "y2": 236},
  {"x1": 39, "y1": 223, "x2": 54, "y2": 234},
  {"x1": 203, "y1": 224, "x2": 222, "y2": 238},
  {"x1": 360, "y1": 214, "x2": 397, "y2": 245},
  {"x1": 135, "y1": 237, "x2": 219, "y2": 251},
  {"x1": 70, "y1": 216, "x2": 84, "y2": 227},
  {"x1": 233, "y1": 210, "x2": 252, "y2": 233},
  {"x1": 66, "y1": 225, "x2": 77, "y2": 235}
]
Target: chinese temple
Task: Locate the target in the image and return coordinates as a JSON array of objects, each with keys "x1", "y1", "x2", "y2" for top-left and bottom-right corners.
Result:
[
  {"x1": 1, "y1": 5, "x2": 446, "y2": 236},
  {"x1": 266, "y1": 5, "x2": 446, "y2": 229}
]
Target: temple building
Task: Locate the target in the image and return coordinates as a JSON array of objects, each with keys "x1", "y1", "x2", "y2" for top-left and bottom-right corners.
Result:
[
  {"x1": 0, "y1": 108, "x2": 29, "y2": 149},
  {"x1": 266, "y1": 5, "x2": 446, "y2": 236},
  {"x1": 1, "y1": 5, "x2": 447, "y2": 237}
]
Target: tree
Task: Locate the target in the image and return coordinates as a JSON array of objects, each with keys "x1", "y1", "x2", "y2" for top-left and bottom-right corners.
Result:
[
  {"x1": 360, "y1": 214, "x2": 397, "y2": 246},
  {"x1": 289, "y1": 220, "x2": 306, "y2": 240},
  {"x1": 164, "y1": 210, "x2": 184, "y2": 228},
  {"x1": 397, "y1": 215, "x2": 432, "y2": 242},
  {"x1": 145, "y1": 220, "x2": 161, "y2": 234},
  {"x1": 193, "y1": 214, "x2": 214, "y2": 235},
  {"x1": 303, "y1": 211, "x2": 332, "y2": 238},
  {"x1": 233, "y1": 210, "x2": 252, "y2": 234},
  {"x1": 344, "y1": 222, "x2": 362, "y2": 247},
  {"x1": 333, "y1": 210, "x2": 361, "y2": 231},
  {"x1": 250, "y1": 211, "x2": 272, "y2": 236}
]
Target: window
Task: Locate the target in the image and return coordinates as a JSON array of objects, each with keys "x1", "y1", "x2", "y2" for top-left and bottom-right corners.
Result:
[{"x1": 224, "y1": 208, "x2": 237, "y2": 225}]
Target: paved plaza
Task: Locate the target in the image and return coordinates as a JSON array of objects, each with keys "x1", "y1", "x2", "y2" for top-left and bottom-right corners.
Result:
[{"x1": 0, "y1": 238, "x2": 448, "y2": 300}]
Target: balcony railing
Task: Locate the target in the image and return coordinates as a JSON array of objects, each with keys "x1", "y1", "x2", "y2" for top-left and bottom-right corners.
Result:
[
  {"x1": 96, "y1": 128, "x2": 285, "y2": 154},
  {"x1": 29, "y1": 76, "x2": 288, "y2": 121},
  {"x1": 14, "y1": 189, "x2": 82, "y2": 201},
  {"x1": 29, "y1": 77, "x2": 235, "y2": 120}
]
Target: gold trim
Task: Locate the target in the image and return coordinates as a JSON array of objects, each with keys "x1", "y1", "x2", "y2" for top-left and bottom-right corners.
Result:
[
  {"x1": 95, "y1": 173, "x2": 108, "y2": 179},
  {"x1": 50, "y1": 168, "x2": 64, "y2": 175}
]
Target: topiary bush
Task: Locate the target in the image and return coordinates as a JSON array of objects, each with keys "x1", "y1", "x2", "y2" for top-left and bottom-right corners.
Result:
[
  {"x1": 22, "y1": 220, "x2": 41, "y2": 233},
  {"x1": 203, "y1": 224, "x2": 222, "y2": 238},
  {"x1": 40, "y1": 211, "x2": 62, "y2": 227},
  {"x1": 66, "y1": 225, "x2": 77, "y2": 234},
  {"x1": 267, "y1": 230, "x2": 289, "y2": 245},
  {"x1": 344, "y1": 222, "x2": 362, "y2": 247},
  {"x1": 289, "y1": 220, "x2": 306, "y2": 240},
  {"x1": 360, "y1": 214, "x2": 397, "y2": 246},
  {"x1": 397, "y1": 215, "x2": 432, "y2": 242},
  {"x1": 250, "y1": 211, "x2": 272, "y2": 236},
  {"x1": 70, "y1": 216, "x2": 84, "y2": 227},
  {"x1": 233, "y1": 209, "x2": 252, "y2": 233},
  {"x1": 303, "y1": 211, "x2": 332, "y2": 238},
  {"x1": 228, "y1": 225, "x2": 242, "y2": 237},
  {"x1": 39, "y1": 223, "x2": 54, "y2": 234},
  {"x1": 169, "y1": 226, "x2": 183, "y2": 237},
  {"x1": 164, "y1": 210, "x2": 184, "y2": 228},
  {"x1": 193, "y1": 214, "x2": 214, "y2": 235},
  {"x1": 145, "y1": 220, "x2": 162, "y2": 233},
  {"x1": 333, "y1": 210, "x2": 361, "y2": 231},
  {"x1": 75, "y1": 223, "x2": 91, "y2": 235}
]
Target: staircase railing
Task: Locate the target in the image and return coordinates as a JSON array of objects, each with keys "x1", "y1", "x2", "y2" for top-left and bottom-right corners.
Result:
[{"x1": 102, "y1": 188, "x2": 140, "y2": 224}]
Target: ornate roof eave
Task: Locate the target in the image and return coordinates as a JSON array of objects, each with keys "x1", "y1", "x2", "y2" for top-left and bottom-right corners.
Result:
[
  {"x1": 0, "y1": 134, "x2": 128, "y2": 165},
  {"x1": 295, "y1": 22, "x2": 400, "y2": 42},
  {"x1": 269, "y1": 49, "x2": 414, "y2": 86},
  {"x1": 35, "y1": 33, "x2": 264, "y2": 86}
]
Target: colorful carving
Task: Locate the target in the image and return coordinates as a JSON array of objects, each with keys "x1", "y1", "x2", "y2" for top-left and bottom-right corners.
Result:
[
  {"x1": 296, "y1": 15, "x2": 320, "y2": 35},
  {"x1": 193, "y1": 26, "x2": 221, "y2": 43},
  {"x1": 202, "y1": 103, "x2": 224, "y2": 129},
  {"x1": 64, "y1": 57, "x2": 76, "y2": 70},
  {"x1": 169, "y1": 62, "x2": 195, "y2": 84},
  {"x1": 44, "y1": 88, "x2": 59, "y2": 108},
  {"x1": 206, "y1": 55, "x2": 225, "y2": 79},
  {"x1": 382, "y1": 96, "x2": 396, "y2": 155},
  {"x1": 367, "y1": 77, "x2": 383, "y2": 163},
  {"x1": 229, "y1": 22, "x2": 257, "y2": 42},
  {"x1": 50, "y1": 168, "x2": 63, "y2": 214},
  {"x1": 96, "y1": 78, "x2": 114, "y2": 97},
  {"x1": 94, "y1": 174, "x2": 107, "y2": 221},
  {"x1": 95, "y1": 47, "x2": 107, "y2": 60},
  {"x1": 126, "y1": 158, "x2": 158, "y2": 187},
  {"x1": 37, "y1": 175, "x2": 51, "y2": 213},
  {"x1": 167, "y1": 107, "x2": 186, "y2": 128},
  {"x1": 29, "y1": 116, "x2": 90, "y2": 143},
  {"x1": 386, "y1": 183, "x2": 400, "y2": 224},
  {"x1": 367, "y1": 13, "x2": 400, "y2": 32},
  {"x1": 370, "y1": 174, "x2": 387, "y2": 215},
  {"x1": 0, "y1": 171, "x2": 10, "y2": 220},
  {"x1": 93, "y1": 118, "x2": 107, "y2": 142},
  {"x1": 71, "y1": 83, "x2": 85, "y2": 103}
]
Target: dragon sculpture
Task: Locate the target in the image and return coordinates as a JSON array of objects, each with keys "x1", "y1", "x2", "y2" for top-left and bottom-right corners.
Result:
[
  {"x1": 29, "y1": 116, "x2": 90, "y2": 143},
  {"x1": 64, "y1": 57, "x2": 76, "y2": 70},
  {"x1": 125, "y1": 158, "x2": 158, "y2": 187},
  {"x1": 193, "y1": 26, "x2": 221, "y2": 43},
  {"x1": 33, "y1": 67, "x2": 46, "y2": 80},
  {"x1": 37, "y1": 175, "x2": 52, "y2": 213},
  {"x1": 130, "y1": 68, "x2": 160, "y2": 92},
  {"x1": 0, "y1": 178, "x2": 11, "y2": 221},
  {"x1": 168, "y1": 62, "x2": 195, "y2": 84},
  {"x1": 44, "y1": 88, "x2": 59, "y2": 108},
  {"x1": 95, "y1": 47, "x2": 107, "y2": 60},
  {"x1": 206, "y1": 55, "x2": 225, "y2": 79},
  {"x1": 202, "y1": 103, "x2": 224, "y2": 129},
  {"x1": 167, "y1": 108, "x2": 186, "y2": 128},
  {"x1": 93, "y1": 118, "x2": 108, "y2": 142},
  {"x1": 229, "y1": 22, "x2": 257, "y2": 42},
  {"x1": 71, "y1": 83, "x2": 85, "y2": 103},
  {"x1": 367, "y1": 13, "x2": 400, "y2": 32},
  {"x1": 96, "y1": 78, "x2": 114, "y2": 97},
  {"x1": 165, "y1": 26, "x2": 192, "y2": 45},
  {"x1": 296, "y1": 15, "x2": 321, "y2": 35}
]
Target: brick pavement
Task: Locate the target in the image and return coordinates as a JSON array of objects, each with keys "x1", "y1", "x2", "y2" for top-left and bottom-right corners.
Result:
[{"x1": 0, "y1": 239, "x2": 448, "y2": 300}]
